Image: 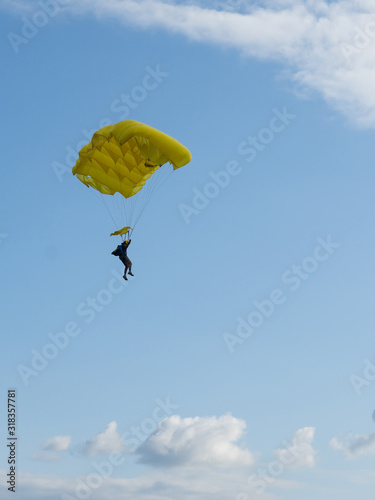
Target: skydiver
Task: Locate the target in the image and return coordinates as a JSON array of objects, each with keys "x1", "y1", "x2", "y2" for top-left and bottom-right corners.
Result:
[{"x1": 112, "y1": 239, "x2": 134, "y2": 280}]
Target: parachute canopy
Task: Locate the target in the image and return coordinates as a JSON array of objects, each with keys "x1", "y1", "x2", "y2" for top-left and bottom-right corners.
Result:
[
  {"x1": 72, "y1": 120, "x2": 192, "y2": 238},
  {"x1": 110, "y1": 226, "x2": 132, "y2": 237},
  {"x1": 72, "y1": 120, "x2": 192, "y2": 199}
]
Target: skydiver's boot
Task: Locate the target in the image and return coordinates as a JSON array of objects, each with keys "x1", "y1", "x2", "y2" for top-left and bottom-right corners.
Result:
[
  {"x1": 123, "y1": 273, "x2": 128, "y2": 280},
  {"x1": 128, "y1": 271, "x2": 134, "y2": 276}
]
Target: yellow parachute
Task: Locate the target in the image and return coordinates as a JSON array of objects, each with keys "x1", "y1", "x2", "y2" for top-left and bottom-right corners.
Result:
[
  {"x1": 110, "y1": 226, "x2": 132, "y2": 237},
  {"x1": 72, "y1": 120, "x2": 192, "y2": 237}
]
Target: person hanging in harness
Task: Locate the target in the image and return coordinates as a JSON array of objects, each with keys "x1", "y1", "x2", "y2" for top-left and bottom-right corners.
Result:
[{"x1": 112, "y1": 239, "x2": 134, "y2": 280}]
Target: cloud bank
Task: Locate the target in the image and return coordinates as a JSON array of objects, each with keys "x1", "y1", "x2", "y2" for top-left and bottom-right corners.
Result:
[
  {"x1": 0, "y1": 467, "x2": 282, "y2": 500},
  {"x1": 10, "y1": 414, "x2": 320, "y2": 499}
]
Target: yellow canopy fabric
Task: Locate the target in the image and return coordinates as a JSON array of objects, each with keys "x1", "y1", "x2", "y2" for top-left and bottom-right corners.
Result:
[
  {"x1": 72, "y1": 120, "x2": 192, "y2": 199},
  {"x1": 110, "y1": 226, "x2": 132, "y2": 237}
]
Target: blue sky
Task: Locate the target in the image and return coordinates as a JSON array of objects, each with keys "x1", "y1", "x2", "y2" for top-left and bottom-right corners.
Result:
[{"x1": 1, "y1": 1, "x2": 375, "y2": 499}]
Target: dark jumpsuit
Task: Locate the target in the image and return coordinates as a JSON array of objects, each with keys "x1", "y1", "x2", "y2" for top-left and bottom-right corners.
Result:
[{"x1": 120, "y1": 242, "x2": 132, "y2": 276}]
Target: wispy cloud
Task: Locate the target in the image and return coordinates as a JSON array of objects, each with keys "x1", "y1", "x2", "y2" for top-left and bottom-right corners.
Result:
[
  {"x1": 330, "y1": 432, "x2": 375, "y2": 458},
  {"x1": 32, "y1": 435, "x2": 71, "y2": 462},
  {"x1": 0, "y1": 467, "x2": 284, "y2": 500},
  {"x1": 5, "y1": 0, "x2": 375, "y2": 127},
  {"x1": 1, "y1": 0, "x2": 34, "y2": 14},
  {"x1": 4, "y1": 465, "x2": 375, "y2": 500}
]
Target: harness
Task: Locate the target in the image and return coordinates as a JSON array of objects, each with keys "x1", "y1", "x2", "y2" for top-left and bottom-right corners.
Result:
[
  {"x1": 119, "y1": 243, "x2": 128, "y2": 257},
  {"x1": 112, "y1": 242, "x2": 129, "y2": 259}
]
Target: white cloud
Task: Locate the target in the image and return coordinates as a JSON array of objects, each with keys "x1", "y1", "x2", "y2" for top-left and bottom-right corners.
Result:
[
  {"x1": 37, "y1": 0, "x2": 375, "y2": 128},
  {"x1": 136, "y1": 413, "x2": 254, "y2": 467},
  {"x1": 0, "y1": 418, "x2": 333, "y2": 499},
  {"x1": 81, "y1": 421, "x2": 125, "y2": 457},
  {"x1": 273, "y1": 426, "x2": 317, "y2": 469},
  {"x1": 330, "y1": 432, "x2": 375, "y2": 458},
  {"x1": 42, "y1": 435, "x2": 71, "y2": 451},
  {"x1": 6, "y1": 0, "x2": 375, "y2": 126},
  {"x1": 32, "y1": 435, "x2": 71, "y2": 462}
]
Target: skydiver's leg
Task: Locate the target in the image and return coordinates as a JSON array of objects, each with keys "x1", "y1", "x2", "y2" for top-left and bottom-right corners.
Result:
[
  {"x1": 121, "y1": 258, "x2": 128, "y2": 280},
  {"x1": 125, "y1": 256, "x2": 134, "y2": 276},
  {"x1": 127, "y1": 258, "x2": 134, "y2": 276}
]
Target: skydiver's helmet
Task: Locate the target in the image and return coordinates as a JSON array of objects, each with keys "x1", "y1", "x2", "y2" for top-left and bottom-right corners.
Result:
[{"x1": 125, "y1": 240, "x2": 129, "y2": 244}]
